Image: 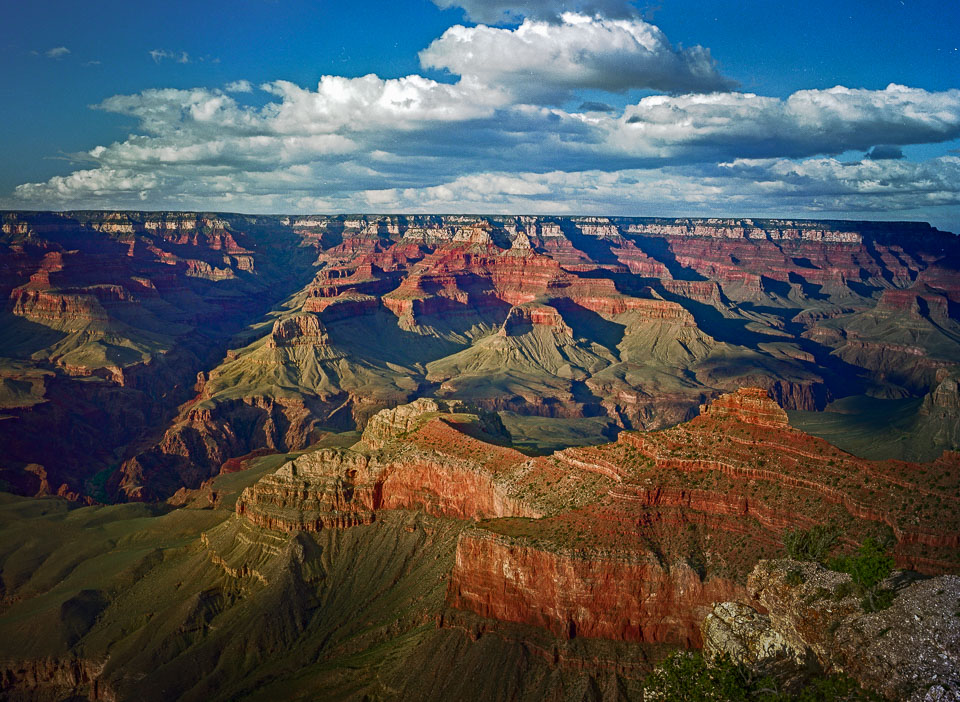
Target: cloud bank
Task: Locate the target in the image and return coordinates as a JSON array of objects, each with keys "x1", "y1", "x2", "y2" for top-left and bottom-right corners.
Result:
[{"x1": 6, "y1": 9, "x2": 960, "y2": 228}]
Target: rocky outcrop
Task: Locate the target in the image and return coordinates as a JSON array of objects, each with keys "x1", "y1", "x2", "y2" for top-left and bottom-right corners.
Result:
[
  {"x1": 119, "y1": 392, "x2": 348, "y2": 499},
  {"x1": 498, "y1": 304, "x2": 573, "y2": 337},
  {"x1": 877, "y1": 285, "x2": 952, "y2": 320},
  {"x1": 361, "y1": 398, "x2": 446, "y2": 448},
  {"x1": 0, "y1": 657, "x2": 114, "y2": 701},
  {"x1": 235, "y1": 402, "x2": 530, "y2": 530},
  {"x1": 236, "y1": 441, "x2": 537, "y2": 531},
  {"x1": 701, "y1": 601, "x2": 800, "y2": 666},
  {"x1": 235, "y1": 449, "x2": 380, "y2": 531},
  {"x1": 705, "y1": 559, "x2": 960, "y2": 701},
  {"x1": 361, "y1": 398, "x2": 510, "y2": 449},
  {"x1": 915, "y1": 370, "x2": 960, "y2": 452},
  {"x1": 698, "y1": 387, "x2": 790, "y2": 428},
  {"x1": 267, "y1": 314, "x2": 329, "y2": 347}
]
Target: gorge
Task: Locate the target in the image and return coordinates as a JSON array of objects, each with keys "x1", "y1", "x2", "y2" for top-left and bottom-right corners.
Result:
[{"x1": 0, "y1": 211, "x2": 958, "y2": 700}]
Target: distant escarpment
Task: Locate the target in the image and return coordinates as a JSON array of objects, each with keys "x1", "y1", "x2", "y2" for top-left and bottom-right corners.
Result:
[{"x1": 2, "y1": 212, "x2": 959, "y2": 501}]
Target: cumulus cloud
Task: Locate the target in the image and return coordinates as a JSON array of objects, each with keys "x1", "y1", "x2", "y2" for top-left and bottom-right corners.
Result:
[
  {"x1": 11, "y1": 81, "x2": 960, "y2": 205},
  {"x1": 718, "y1": 156, "x2": 960, "y2": 211},
  {"x1": 611, "y1": 85, "x2": 960, "y2": 160},
  {"x1": 5, "y1": 15, "x2": 960, "y2": 229},
  {"x1": 421, "y1": 14, "x2": 733, "y2": 102},
  {"x1": 362, "y1": 156, "x2": 960, "y2": 216},
  {"x1": 13, "y1": 168, "x2": 158, "y2": 203},
  {"x1": 431, "y1": 0, "x2": 638, "y2": 23},
  {"x1": 44, "y1": 46, "x2": 70, "y2": 59},
  {"x1": 260, "y1": 74, "x2": 507, "y2": 132},
  {"x1": 224, "y1": 79, "x2": 254, "y2": 93}
]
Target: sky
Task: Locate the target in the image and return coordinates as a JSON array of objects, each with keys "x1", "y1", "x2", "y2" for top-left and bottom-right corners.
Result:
[{"x1": 2, "y1": 0, "x2": 959, "y2": 230}]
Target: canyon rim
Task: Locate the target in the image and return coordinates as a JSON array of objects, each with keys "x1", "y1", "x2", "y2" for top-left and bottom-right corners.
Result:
[{"x1": 1, "y1": 1, "x2": 959, "y2": 700}]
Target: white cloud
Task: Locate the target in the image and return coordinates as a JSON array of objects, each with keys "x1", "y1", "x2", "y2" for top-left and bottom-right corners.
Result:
[
  {"x1": 10, "y1": 80, "x2": 960, "y2": 212},
  {"x1": 5, "y1": 17, "x2": 960, "y2": 230},
  {"x1": 224, "y1": 80, "x2": 254, "y2": 93},
  {"x1": 45, "y1": 46, "x2": 70, "y2": 59},
  {"x1": 149, "y1": 49, "x2": 190, "y2": 64},
  {"x1": 421, "y1": 14, "x2": 733, "y2": 102},
  {"x1": 431, "y1": 0, "x2": 637, "y2": 23},
  {"x1": 609, "y1": 84, "x2": 960, "y2": 159},
  {"x1": 13, "y1": 168, "x2": 158, "y2": 203},
  {"x1": 356, "y1": 157, "x2": 960, "y2": 217},
  {"x1": 719, "y1": 155, "x2": 960, "y2": 211},
  {"x1": 12, "y1": 150, "x2": 959, "y2": 227},
  {"x1": 260, "y1": 74, "x2": 506, "y2": 132}
]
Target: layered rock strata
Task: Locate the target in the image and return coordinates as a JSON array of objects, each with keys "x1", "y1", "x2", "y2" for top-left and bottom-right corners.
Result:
[
  {"x1": 4, "y1": 211, "x2": 959, "y2": 501},
  {"x1": 232, "y1": 393, "x2": 960, "y2": 649}
]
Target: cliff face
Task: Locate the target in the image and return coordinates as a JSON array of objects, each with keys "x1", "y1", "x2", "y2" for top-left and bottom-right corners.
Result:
[
  {"x1": 361, "y1": 397, "x2": 446, "y2": 448},
  {"x1": 2, "y1": 387, "x2": 959, "y2": 701},
  {"x1": 919, "y1": 369, "x2": 960, "y2": 447},
  {"x1": 447, "y1": 531, "x2": 742, "y2": 646},
  {"x1": 235, "y1": 403, "x2": 537, "y2": 531},
  {"x1": 235, "y1": 443, "x2": 538, "y2": 532},
  {"x1": 0, "y1": 657, "x2": 113, "y2": 702},
  {"x1": 698, "y1": 386, "x2": 790, "y2": 428},
  {"x1": 0, "y1": 211, "x2": 317, "y2": 500},
  {"x1": 228, "y1": 394, "x2": 960, "y2": 654}
]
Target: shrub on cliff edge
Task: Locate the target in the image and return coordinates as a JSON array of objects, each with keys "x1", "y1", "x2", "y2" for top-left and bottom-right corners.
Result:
[
  {"x1": 643, "y1": 651, "x2": 881, "y2": 701},
  {"x1": 782, "y1": 524, "x2": 839, "y2": 563},
  {"x1": 828, "y1": 537, "x2": 896, "y2": 612}
]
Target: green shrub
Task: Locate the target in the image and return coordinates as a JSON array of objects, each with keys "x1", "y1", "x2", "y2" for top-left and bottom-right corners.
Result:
[
  {"x1": 643, "y1": 651, "x2": 779, "y2": 701},
  {"x1": 783, "y1": 524, "x2": 840, "y2": 562},
  {"x1": 791, "y1": 673, "x2": 883, "y2": 701},
  {"x1": 828, "y1": 537, "x2": 896, "y2": 612},
  {"x1": 832, "y1": 580, "x2": 856, "y2": 600},
  {"x1": 644, "y1": 651, "x2": 881, "y2": 700}
]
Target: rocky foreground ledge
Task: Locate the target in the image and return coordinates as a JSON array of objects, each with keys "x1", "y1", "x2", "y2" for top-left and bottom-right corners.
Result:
[{"x1": 704, "y1": 559, "x2": 960, "y2": 701}]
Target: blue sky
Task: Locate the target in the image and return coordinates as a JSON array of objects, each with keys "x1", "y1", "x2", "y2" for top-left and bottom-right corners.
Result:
[{"x1": 2, "y1": 0, "x2": 959, "y2": 230}]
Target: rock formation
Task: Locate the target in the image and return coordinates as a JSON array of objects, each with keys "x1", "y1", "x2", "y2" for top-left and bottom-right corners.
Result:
[
  {"x1": 698, "y1": 386, "x2": 790, "y2": 428},
  {"x1": 230, "y1": 393, "x2": 959, "y2": 653},
  {"x1": 705, "y1": 559, "x2": 960, "y2": 701}
]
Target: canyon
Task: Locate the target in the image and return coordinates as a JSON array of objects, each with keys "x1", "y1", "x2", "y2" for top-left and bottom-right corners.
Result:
[
  {"x1": 1, "y1": 211, "x2": 958, "y2": 700},
  {"x1": 0, "y1": 392, "x2": 956, "y2": 700},
  {"x1": 3, "y1": 211, "x2": 958, "y2": 502}
]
